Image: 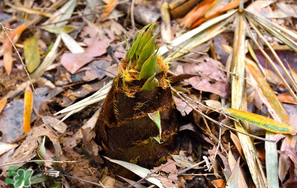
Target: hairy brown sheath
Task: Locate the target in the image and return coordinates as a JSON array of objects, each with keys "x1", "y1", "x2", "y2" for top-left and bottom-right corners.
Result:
[{"x1": 95, "y1": 24, "x2": 178, "y2": 167}]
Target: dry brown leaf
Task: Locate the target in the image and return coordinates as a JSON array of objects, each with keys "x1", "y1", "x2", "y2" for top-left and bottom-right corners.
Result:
[
  {"x1": 61, "y1": 53, "x2": 93, "y2": 74},
  {"x1": 100, "y1": 0, "x2": 117, "y2": 19},
  {"x1": 2, "y1": 125, "x2": 63, "y2": 173},
  {"x1": 183, "y1": 55, "x2": 229, "y2": 97},
  {"x1": 211, "y1": 179, "x2": 226, "y2": 188},
  {"x1": 0, "y1": 142, "x2": 18, "y2": 156},
  {"x1": 61, "y1": 39, "x2": 110, "y2": 74},
  {"x1": 277, "y1": 93, "x2": 296, "y2": 104},
  {"x1": 230, "y1": 131, "x2": 243, "y2": 158},
  {"x1": 41, "y1": 116, "x2": 67, "y2": 134},
  {"x1": 3, "y1": 43, "x2": 12, "y2": 75},
  {"x1": 0, "y1": 98, "x2": 7, "y2": 114},
  {"x1": 0, "y1": 24, "x2": 28, "y2": 57},
  {"x1": 182, "y1": 0, "x2": 215, "y2": 28},
  {"x1": 173, "y1": 97, "x2": 194, "y2": 116}
]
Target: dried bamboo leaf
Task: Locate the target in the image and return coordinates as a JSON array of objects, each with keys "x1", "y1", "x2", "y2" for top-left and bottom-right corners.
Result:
[
  {"x1": 246, "y1": 19, "x2": 297, "y2": 102},
  {"x1": 0, "y1": 98, "x2": 7, "y2": 114},
  {"x1": 104, "y1": 156, "x2": 164, "y2": 188},
  {"x1": 246, "y1": 61, "x2": 289, "y2": 123},
  {"x1": 30, "y1": 35, "x2": 61, "y2": 79},
  {"x1": 6, "y1": 2, "x2": 52, "y2": 17},
  {"x1": 24, "y1": 36, "x2": 40, "y2": 73},
  {"x1": 225, "y1": 108, "x2": 293, "y2": 134},
  {"x1": 226, "y1": 157, "x2": 240, "y2": 188},
  {"x1": 245, "y1": 11, "x2": 297, "y2": 51},
  {"x1": 43, "y1": 0, "x2": 77, "y2": 26},
  {"x1": 159, "y1": 10, "x2": 236, "y2": 56},
  {"x1": 61, "y1": 32, "x2": 84, "y2": 53},
  {"x1": 24, "y1": 86, "x2": 33, "y2": 133},
  {"x1": 231, "y1": 13, "x2": 266, "y2": 188},
  {"x1": 228, "y1": 147, "x2": 248, "y2": 188},
  {"x1": 265, "y1": 133, "x2": 279, "y2": 188},
  {"x1": 161, "y1": 1, "x2": 172, "y2": 42},
  {"x1": 165, "y1": 15, "x2": 232, "y2": 62}
]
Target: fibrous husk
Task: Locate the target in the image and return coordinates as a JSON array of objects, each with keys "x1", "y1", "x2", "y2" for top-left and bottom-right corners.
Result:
[{"x1": 95, "y1": 24, "x2": 178, "y2": 167}]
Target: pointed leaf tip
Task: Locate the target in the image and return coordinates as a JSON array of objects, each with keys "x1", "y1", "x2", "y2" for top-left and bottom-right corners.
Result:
[{"x1": 225, "y1": 108, "x2": 294, "y2": 134}]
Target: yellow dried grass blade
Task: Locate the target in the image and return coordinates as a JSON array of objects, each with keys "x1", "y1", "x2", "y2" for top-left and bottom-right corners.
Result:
[
  {"x1": 246, "y1": 61, "x2": 289, "y2": 123},
  {"x1": 225, "y1": 108, "x2": 294, "y2": 134},
  {"x1": 6, "y1": 2, "x2": 52, "y2": 17},
  {"x1": 231, "y1": 13, "x2": 266, "y2": 188},
  {"x1": 246, "y1": 17, "x2": 297, "y2": 100},
  {"x1": 246, "y1": 59, "x2": 289, "y2": 188},
  {"x1": 245, "y1": 11, "x2": 297, "y2": 51},
  {"x1": 24, "y1": 86, "x2": 33, "y2": 133},
  {"x1": 246, "y1": 19, "x2": 297, "y2": 102}
]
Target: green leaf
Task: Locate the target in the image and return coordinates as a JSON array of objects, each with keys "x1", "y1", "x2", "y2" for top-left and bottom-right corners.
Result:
[
  {"x1": 138, "y1": 53, "x2": 158, "y2": 79},
  {"x1": 126, "y1": 31, "x2": 142, "y2": 62},
  {"x1": 30, "y1": 174, "x2": 50, "y2": 184},
  {"x1": 136, "y1": 37, "x2": 155, "y2": 70},
  {"x1": 148, "y1": 111, "x2": 162, "y2": 142},
  {"x1": 153, "y1": 136, "x2": 161, "y2": 144},
  {"x1": 38, "y1": 136, "x2": 46, "y2": 160},
  {"x1": 141, "y1": 74, "x2": 159, "y2": 91},
  {"x1": 23, "y1": 36, "x2": 40, "y2": 73},
  {"x1": 135, "y1": 23, "x2": 155, "y2": 58},
  {"x1": 126, "y1": 23, "x2": 153, "y2": 62},
  {"x1": 225, "y1": 108, "x2": 294, "y2": 134}
]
